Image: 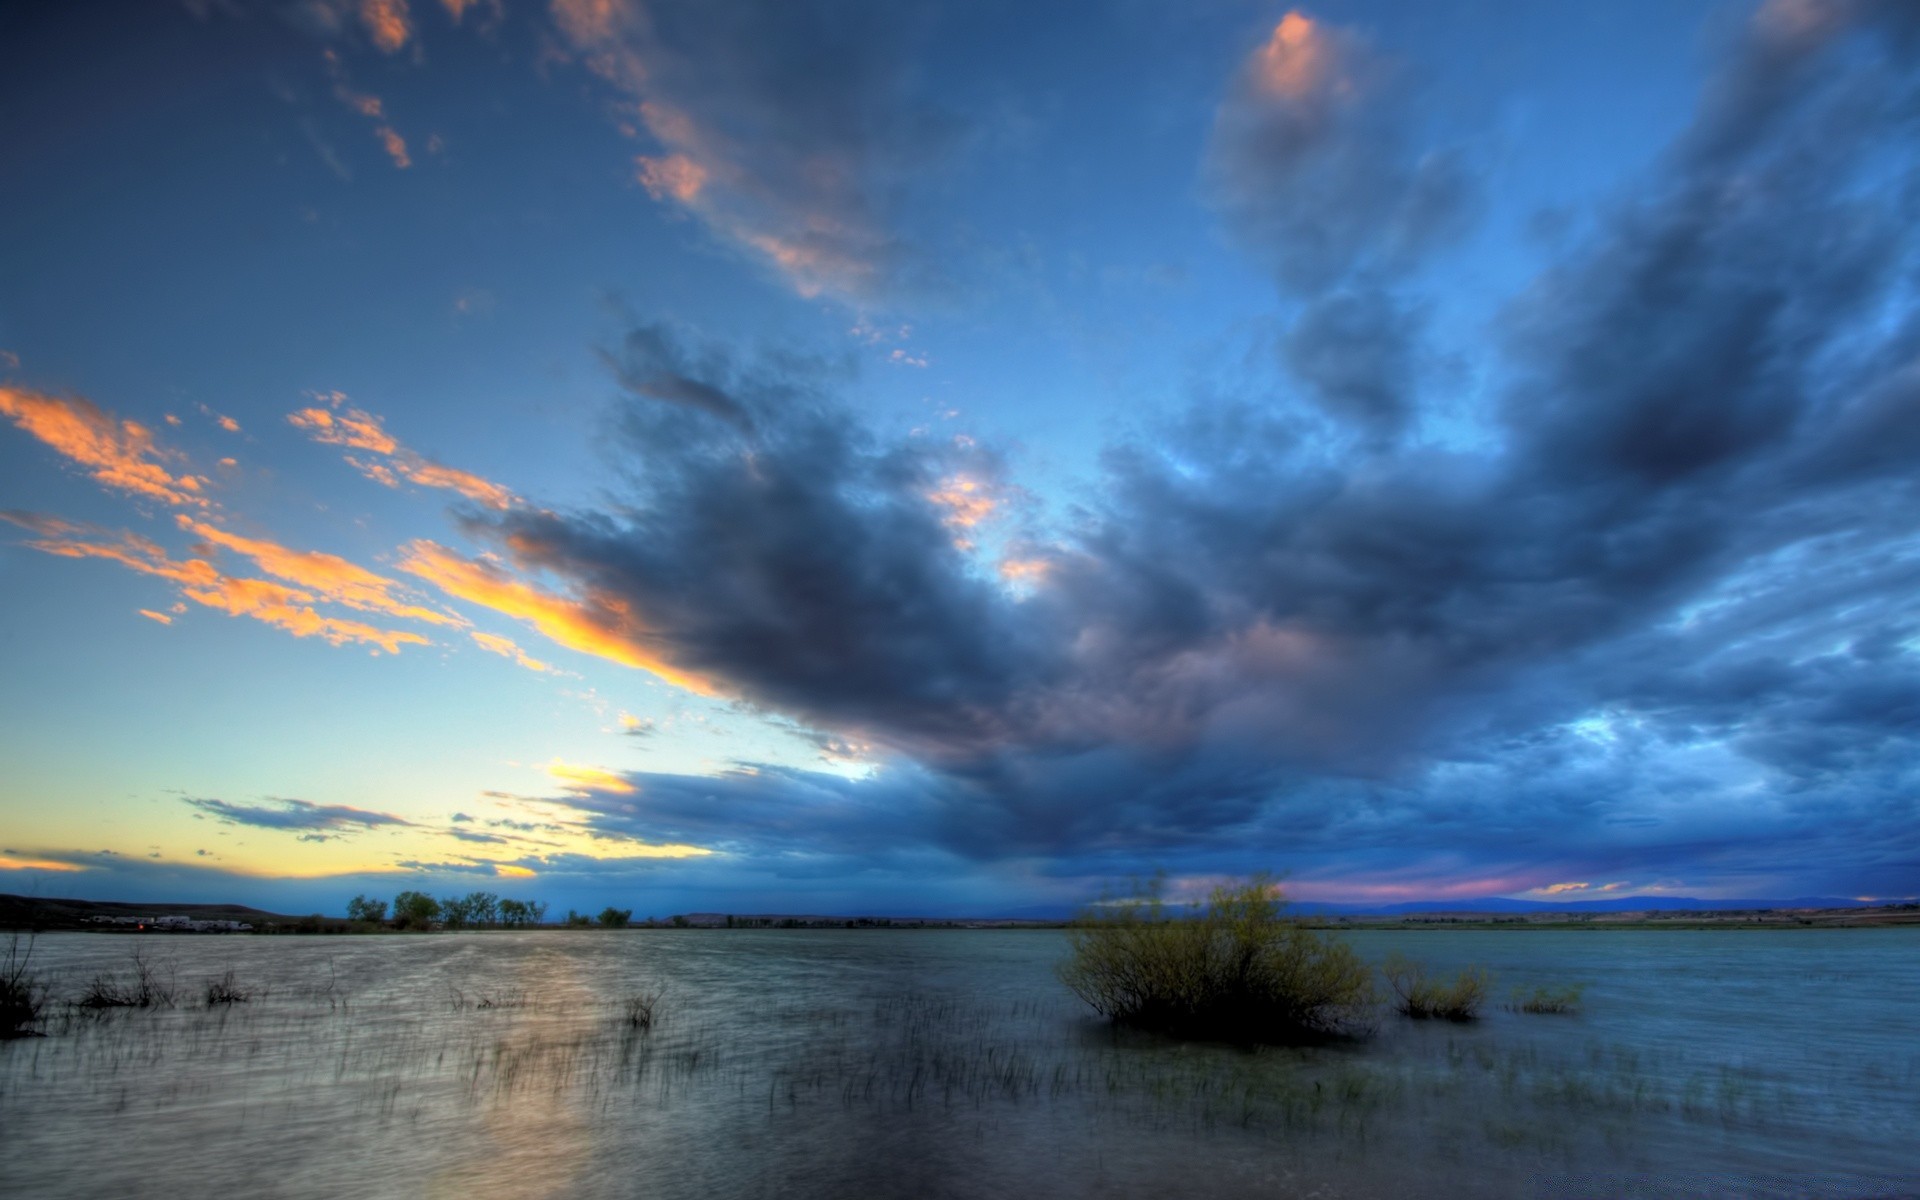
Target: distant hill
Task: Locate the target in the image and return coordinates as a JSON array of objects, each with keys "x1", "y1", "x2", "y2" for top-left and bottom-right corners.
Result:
[
  {"x1": 1289, "y1": 895, "x2": 1887, "y2": 916},
  {"x1": 0, "y1": 893, "x2": 306, "y2": 931}
]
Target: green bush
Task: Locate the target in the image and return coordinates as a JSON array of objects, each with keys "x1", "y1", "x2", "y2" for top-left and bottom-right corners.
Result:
[
  {"x1": 1382, "y1": 954, "x2": 1491, "y2": 1021},
  {"x1": 1508, "y1": 983, "x2": 1584, "y2": 1014},
  {"x1": 1057, "y1": 874, "x2": 1376, "y2": 1042},
  {"x1": 598, "y1": 907, "x2": 633, "y2": 929}
]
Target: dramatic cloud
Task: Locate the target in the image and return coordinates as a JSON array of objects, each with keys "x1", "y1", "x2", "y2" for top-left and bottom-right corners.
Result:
[
  {"x1": 549, "y1": 0, "x2": 956, "y2": 301},
  {"x1": 185, "y1": 794, "x2": 411, "y2": 833},
  {"x1": 289, "y1": 392, "x2": 515, "y2": 508},
  {"x1": 0, "y1": 386, "x2": 210, "y2": 507},
  {"x1": 435, "y1": 3, "x2": 1920, "y2": 896}
]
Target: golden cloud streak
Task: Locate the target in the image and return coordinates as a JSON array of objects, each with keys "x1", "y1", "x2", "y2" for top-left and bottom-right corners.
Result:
[
  {"x1": 544, "y1": 758, "x2": 636, "y2": 795},
  {"x1": 1, "y1": 386, "x2": 209, "y2": 508},
  {"x1": 289, "y1": 396, "x2": 515, "y2": 509},
  {"x1": 6, "y1": 517, "x2": 429, "y2": 655},
  {"x1": 470, "y1": 630, "x2": 556, "y2": 673},
  {"x1": 399, "y1": 540, "x2": 711, "y2": 691},
  {"x1": 177, "y1": 516, "x2": 464, "y2": 628}
]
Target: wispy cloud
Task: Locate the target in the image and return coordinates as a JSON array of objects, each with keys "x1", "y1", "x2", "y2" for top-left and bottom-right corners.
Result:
[
  {"x1": 3, "y1": 512, "x2": 431, "y2": 654},
  {"x1": 545, "y1": 759, "x2": 636, "y2": 795},
  {"x1": 288, "y1": 392, "x2": 514, "y2": 508},
  {"x1": 469, "y1": 630, "x2": 556, "y2": 673},
  {"x1": 177, "y1": 516, "x2": 462, "y2": 628},
  {"x1": 548, "y1": 0, "x2": 956, "y2": 302},
  {"x1": 185, "y1": 794, "x2": 411, "y2": 833},
  {"x1": 0, "y1": 386, "x2": 210, "y2": 508},
  {"x1": 359, "y1": 0, "x2": 412, "y2": 54}
]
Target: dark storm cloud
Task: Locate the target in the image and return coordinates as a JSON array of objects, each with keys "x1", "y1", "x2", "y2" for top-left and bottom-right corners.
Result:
[
  {"x1": 1280, "y1": 287, "x2": 1424, "y2": 435},
  {"x1": 484, "y1": 321, "x2": 1041, "y2": 757},
  {"x1": 184, "y1": 795, "x2": 412, "y2": 834},
  {"x1": 472, "y1": 2, "x2": 1920, "y2": 895}
]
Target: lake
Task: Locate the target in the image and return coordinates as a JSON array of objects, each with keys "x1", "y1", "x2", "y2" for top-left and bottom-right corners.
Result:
[{"x1": 2, "y1": 929, "x2": 1916, "y2": 1198}]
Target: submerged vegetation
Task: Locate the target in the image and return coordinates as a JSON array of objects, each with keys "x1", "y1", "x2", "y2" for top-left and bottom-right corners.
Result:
[
  {"x1": 2, "y1": 935, "x2": 46, "y2": 1038},
  {"x1": 1058, "y1": 875, "x2": 1376, "y2": 1042},
  {"x1": 1382, "y1": 954, "x2": 1492, "y2": 1021},
  {"x1": 204, "y1": 968, "x2": 251, "y2": 1006},
  {"x1": 1508, "y1": 984, "x2": 1584, "y2": 1015},
  {"x1": 78, "y1": 948, "x2": 179, "y2": 1010}
]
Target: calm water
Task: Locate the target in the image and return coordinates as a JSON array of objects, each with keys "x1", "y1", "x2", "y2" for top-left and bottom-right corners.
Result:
[{"x1": 2, "y1": 929, "x2": 1916, "y2": 1199}]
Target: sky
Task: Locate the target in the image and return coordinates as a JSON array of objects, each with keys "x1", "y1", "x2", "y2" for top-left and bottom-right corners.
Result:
[{"x1": 2, "y1": 0, "x2": 1918, "y2": 917}]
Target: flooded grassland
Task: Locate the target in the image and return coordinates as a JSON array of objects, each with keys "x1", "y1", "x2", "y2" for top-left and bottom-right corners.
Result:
[{"x1": 2, "y1": 929, "x2": 1916, "y2": 1199}]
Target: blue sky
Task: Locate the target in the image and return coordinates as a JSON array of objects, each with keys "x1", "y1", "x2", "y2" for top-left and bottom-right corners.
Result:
[{"x1": 2, "y1": 0, "x2": 1917, "y2": 916}]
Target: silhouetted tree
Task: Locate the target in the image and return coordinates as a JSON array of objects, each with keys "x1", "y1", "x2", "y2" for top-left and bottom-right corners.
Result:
[
  {"x1": 393, "y1": 890, "x2": 440, "y2": 930},
  {"x1": 597, "y1": 907, "x2": 632, "y2": 929},
  {"x1": 346, "y1": 895, "x2": 388, "y2": 924}
]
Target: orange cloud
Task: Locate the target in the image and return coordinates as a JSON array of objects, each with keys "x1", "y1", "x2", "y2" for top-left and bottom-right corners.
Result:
[
  {"x1": 5, "y1": 515, "x2": 429, "y2": 655},
  {"x1": 545, "y1": 758, "x2": 636, "y2": 795},
  {"x1": 548, "y1": 4, "x2": 889, "y2": 300},
  {"x1": 361, "y1": 0, "x2": 412, "y2": 53},
  {"x1": 1254, "y1": 11, "x2": 1335, "y2": 99},
  {"x1": 289, "y1": 398, "x2": 399, "y2": 454},
  {"x1": 0, "y1": 854, "x2": 88, "y2": 873},
  {"x1": 377, "y1": 126, "x2": 412, "y2": 169},
  {"x1": 399, "y1": 540, "x2": 710, "y2": 691},
  {"x1": 176, "y1": 516, "x2": 464, "y2": 628},
  {"x1": 997, "y1": 556, "x2": 1052, "y2": 586},
  {"x1": 637, "y1": 153, "x2": 709, "y2": 203},
  {"x1": 289, "y1": 395, "x2": 515, "y2": 508},
  {"x1": 470, "y1": 630, "x2": 556, "y2": 673},
  {"x1": 138, "y1": 608, "x2": 173, "y2": 624},
  {"x1": 927, "y1": 474, "x2": 996, "y2": 530},
  {"x1": 1, "y1": 386, "x2": 209, "y2": 508}
]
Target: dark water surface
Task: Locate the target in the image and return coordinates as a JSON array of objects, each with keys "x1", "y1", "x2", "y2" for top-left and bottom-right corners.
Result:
[{"x1": 2, "y1": 929, "x2": 1916, "y2": 1198}]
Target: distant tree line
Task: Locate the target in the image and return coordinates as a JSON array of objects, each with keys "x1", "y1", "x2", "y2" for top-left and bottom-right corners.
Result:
[
  {"x1": 343, "y1": 893, "x2": 660, "y2": 931},
  {"x1": 346, "y1": 891, "x2": 550, "y2": 930}
]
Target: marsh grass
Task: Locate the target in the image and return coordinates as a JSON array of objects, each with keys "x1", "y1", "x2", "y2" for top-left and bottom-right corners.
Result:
[
  {"x1": 1507, "y1": 984, "x2": 1584, "y2": 1015},
  {"x1": 1382, "y1": 954, "x2": 1490, "y2": 1021},
  {"x1": 1, "y1": 935, "x2": 46, "y2": 1038},
  {"x1": 623, "y1": 988, "x2": 664, "y2": 1030},
  {"x1": 1058, "y1": 875, "x2": 1376, "y2": 1042},
  {"x1": 203, "y1": 969, "x2": 251, "y2": 1006},
  {"x1": 77, "y1": 949, "x2": 178, "y2": 1009}
]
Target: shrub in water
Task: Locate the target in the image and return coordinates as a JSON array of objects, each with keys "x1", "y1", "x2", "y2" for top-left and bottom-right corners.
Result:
[
  {"x1": 204, "y1": 969, "x2": 251, "y2": 1006},
  {"x1": 2, "y1": 935, "x2": 46, "y2": 1038},
  {"x1": 1382, "y1": 954, "x2": 1491, "y2": 1021},
  {"x1": 1058, "y1": 874, "x2": 1375, "y2": 1042},
  {"x1": 1507, "y1": 984, "x2": 1584, "y2": 1015},
  {"x1": 623, "y1": 988, "x2": 663, "y2": 1030},
  {"x1": 78, "y1": 948, "x2": 178, "y2": 1009}
]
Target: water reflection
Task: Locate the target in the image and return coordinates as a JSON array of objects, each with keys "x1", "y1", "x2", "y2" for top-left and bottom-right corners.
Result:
[{"x1": 2, "y1": 930, "x2": 1917, "y2": 1198}]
